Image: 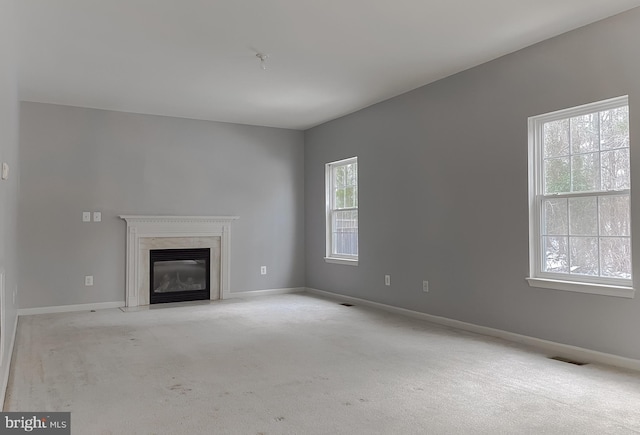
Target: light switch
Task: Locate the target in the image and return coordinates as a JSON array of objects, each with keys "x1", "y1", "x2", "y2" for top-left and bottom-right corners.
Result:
[
  {"x1": 93, "y1": 212, "x2": 102, "y2": 222},
  {"x1": 1, "y1": 162, "x2": 8, "y2": 180},
  {"x1": 82, "y1": 212, "x2": 91, "y2": 222}
]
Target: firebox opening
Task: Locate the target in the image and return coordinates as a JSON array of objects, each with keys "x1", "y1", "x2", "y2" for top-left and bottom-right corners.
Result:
[{"x1": 150, "y1": 248, "x2": 210, "y2": 304}]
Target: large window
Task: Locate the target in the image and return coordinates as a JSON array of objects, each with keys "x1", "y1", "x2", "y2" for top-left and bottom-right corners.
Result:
[
  {"x1": 326, "y1": 157, "x2": 358, "y2": 265},
  {"x1": 528, "y1": 96, "x2": 633, "y2": 297}
]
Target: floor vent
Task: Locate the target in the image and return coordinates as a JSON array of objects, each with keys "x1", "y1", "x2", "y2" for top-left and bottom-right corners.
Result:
[
  {"x1": 549, "y1": 356, "x2": 587, "y2": 366},
  {"x1": 340, "y1": 303, "x2": 354, "y2": 307}
]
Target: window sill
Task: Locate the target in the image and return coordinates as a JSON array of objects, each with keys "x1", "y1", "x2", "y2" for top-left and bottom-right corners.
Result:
[
  {"x1": 324, "y1": 257, "x2": 358, "y2": 266},
  {"x1": 526, "y1": 277, "x2": 635, "y2": 299}
]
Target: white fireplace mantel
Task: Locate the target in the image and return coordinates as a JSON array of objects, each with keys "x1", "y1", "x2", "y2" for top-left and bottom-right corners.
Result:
[{"x1": 120, "y1": 215, "x2": 239, "y2": 307}]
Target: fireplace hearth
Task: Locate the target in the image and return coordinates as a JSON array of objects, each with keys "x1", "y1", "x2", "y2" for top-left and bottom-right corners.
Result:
[{"x1": 150, "y1": 248, "x2": 210, "y2": 304}]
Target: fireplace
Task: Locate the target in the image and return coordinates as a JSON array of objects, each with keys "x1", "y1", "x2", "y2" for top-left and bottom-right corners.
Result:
[
  {"x1": 150, "y1": 248, "x2": 210, "y2": 304},
  {"x1": 120, "y1": 215, "x2": 238, "y2": 307}
]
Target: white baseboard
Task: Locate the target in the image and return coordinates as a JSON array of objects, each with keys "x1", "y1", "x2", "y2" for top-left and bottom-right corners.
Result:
[
  {"x1": 227, "y1": 287, "x2": 305, "y2": 299},
  {"x1": 18, "y1": 290, "x2": 304, "y2": 314},
  {"x1": 305, "y1": 287, "x2": 640, "y2": 372},
  {"x1": 1, "y1": 314, "x2": 18, "y2": 411},
  {"x1": 18, "y1": 301, "x2": 125, "y2": 316}
]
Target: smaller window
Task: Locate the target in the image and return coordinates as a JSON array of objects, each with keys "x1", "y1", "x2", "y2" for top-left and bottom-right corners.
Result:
[{"x1": 325, "y1": 157, "x2": 358, "y2": 265}]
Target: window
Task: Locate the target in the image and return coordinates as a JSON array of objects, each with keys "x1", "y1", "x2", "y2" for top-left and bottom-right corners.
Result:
[
  {"x1": 326, "y1": 157, "x2": 358, "y2": 265},
  {"x1": 528, "y1": 96, "x2": 634, "y2": 298}
]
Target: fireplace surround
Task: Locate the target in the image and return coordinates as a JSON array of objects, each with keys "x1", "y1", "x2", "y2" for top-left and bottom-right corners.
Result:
[{"x1": 120, "y1": 215, "x2": 238, "y2": 307}]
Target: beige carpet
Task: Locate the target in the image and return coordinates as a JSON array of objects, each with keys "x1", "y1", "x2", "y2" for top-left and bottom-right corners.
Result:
[{"x1": 5, "y1": 293, "x2": 640, "y2": 434}]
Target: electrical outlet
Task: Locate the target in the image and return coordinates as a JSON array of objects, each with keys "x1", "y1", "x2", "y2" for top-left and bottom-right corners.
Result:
[
  {"x1": 385, "y1": 275, "x2": 391, "y2": 286},
  {"x1": 82, "y1": 212, "x2": 91, "y2": 222},
  {"x1": 93, "y1": 211, "x2": 102, "y2": 222},
  {"x1": 260, "y1": 266, "x2": 267, "y2": 275},
  {"x1": 85, "y1": 275, "x2": 94, "y2": 286},
  {"x1": 423, "y1": 280, "x2": 429, "y2": 292}
]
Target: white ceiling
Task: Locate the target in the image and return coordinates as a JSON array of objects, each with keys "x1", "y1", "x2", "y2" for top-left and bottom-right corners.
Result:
[{"x1": 16, "y1": 1, "x2": 640, "y2": 130}]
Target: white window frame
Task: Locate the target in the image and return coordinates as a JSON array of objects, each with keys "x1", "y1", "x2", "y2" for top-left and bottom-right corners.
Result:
[
  {"x1": 527, "y1": 96, "x2": 634, "y2": 298},
  {"x1": 325, "y1": 157, "x2": 358, "y2": 266}
]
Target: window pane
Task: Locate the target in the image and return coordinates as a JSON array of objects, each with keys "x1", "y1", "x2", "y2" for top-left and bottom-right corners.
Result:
[
  {"x1": 353, "y1": 163, "x2": 358, "y2": 186},
  {"x1": 544, "y1": 157, "x2": 570, "y2": 194},
  {"x1": 345, "y1": 163, "x2": 356, "y2": 186},
  {"x1": 571, "y1": 113, "x2": 599, "y2": 154},
  {"x1": 569, "y1": 237, "x2": 599, "y2": 276},
  {"x1": 601, "y1": 149, "x2": 630, "y2": 191},
  {"x1": 600, "y1": 106, "x2": 629, "y2": 150},
  {"x1": 332, "y1": 210, "x2": 358, "y2": 256},
  {"x1": 544, "y1": 119, "x2": 569, "y2": 158},
  {"x1": 569, "y1": 197, "x2": 597, "y2": 236},
  {"x1": 335, "y1": 188, "x2": 345, "y2": 208},
  {"x1": 600, "y1": 237, "x2": 631, "y2": 278},
  {"x1": 543, "y1": 198, "x2": 567, "y2": 235},
  {"x1": 599, "y1": 195, "x2": 630, "y2": 236},
  {"x1": 543, "y1": 236, "x2": 569, "y2": 273},
  {"x1": 343, "y1": 186, "x2": 356, "y2": 208},
  {"x1": 571, "y1": 152, "x2": 599, "y2": 192},
  {"x1": 334, "y1": 166, "x2": 345, "y2": 188}
]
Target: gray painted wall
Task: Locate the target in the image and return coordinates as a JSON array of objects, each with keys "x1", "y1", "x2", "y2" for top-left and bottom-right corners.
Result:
[
  {"x1": 305, "y1": 8, "x2": 640, "y2": 360},
  {"x1": 0, "y1": 0, "x2": 20, "y2": 392},
  {"x1": 18, "y1": 103, "x2": 305, "y2": 309}
]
